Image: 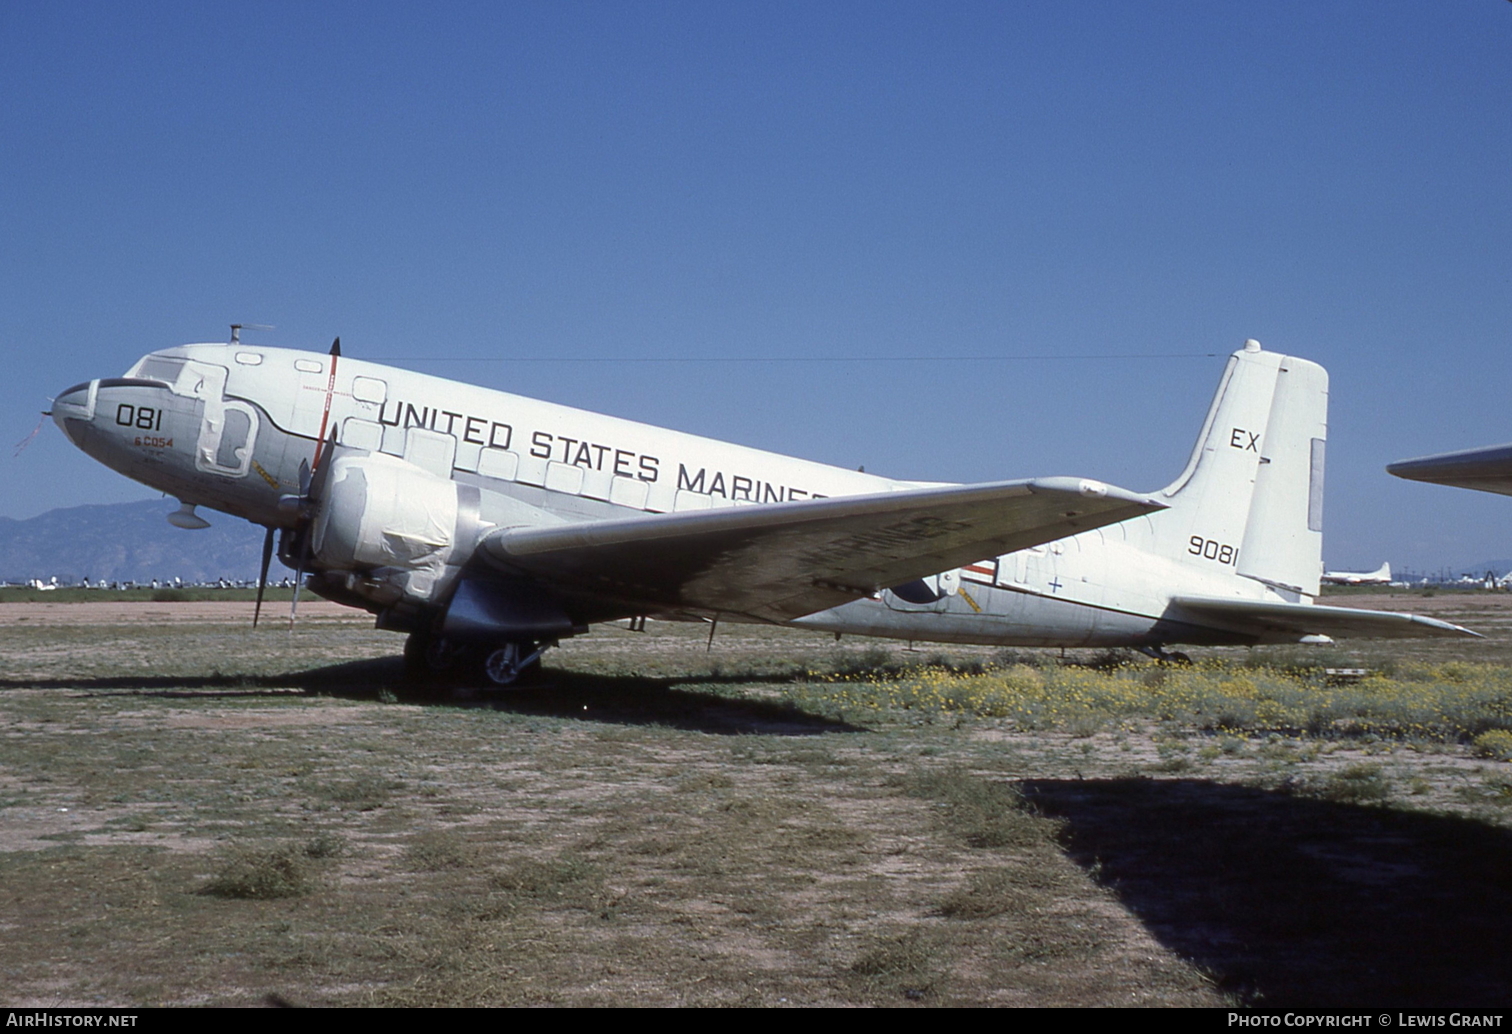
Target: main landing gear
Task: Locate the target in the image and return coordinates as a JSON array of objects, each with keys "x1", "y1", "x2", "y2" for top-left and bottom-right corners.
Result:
[
  {"x1": 1137, "y1": 644, "x2": 1193, "y2": 665},
  {"x1": 403, "y1": 629, "x2": 551, "y2": 690},
  {"x1": 482, "y1": 641, "x2": 547, "y2": 687}
]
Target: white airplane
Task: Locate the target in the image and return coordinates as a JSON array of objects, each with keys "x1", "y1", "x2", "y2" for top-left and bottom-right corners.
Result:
[
  {"x1": 1321, "y1": 562, "x2": 1392, "y2": 586},
  {"x1": 49, "y1": 334, "x2": 1473, "y2": 684}
]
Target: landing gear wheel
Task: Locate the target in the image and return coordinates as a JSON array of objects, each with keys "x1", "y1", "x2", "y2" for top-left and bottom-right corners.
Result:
[
  {"x1": 425, "y1": 635, "x2": 466, "y2": 673},
  {"x1": 1137, "y1": 644, "x2": 1194, "y2": 665},
  {"x1": 404, "y1": 631, "x2": 470, "y2": 698},
  {"x1": 403, "y1": 632, "x2": 428, "y2": 677},
  {"x1": 404, "y1": 631, "x2": 464, "y2": 673},
  {"x1": 483, "y1": 641, "x2": 544, "y2": 687}
]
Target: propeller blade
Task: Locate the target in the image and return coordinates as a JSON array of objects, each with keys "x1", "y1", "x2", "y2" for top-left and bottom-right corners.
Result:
[
  {"x1": 289, "y1": 430, "x2": 336, "y2": 633},
  {"x1": 253, "y1": 525, "x2": 274, "y2": 628},
  {"x1": 288, "y1": 552, "x2": 305, "y2": 633},
  {"x1": 288, "y1": 520, "x2": 313, "y2": 632},
  {"x1": 308, "y1": 429, "x2": 338, "y2": 503}
]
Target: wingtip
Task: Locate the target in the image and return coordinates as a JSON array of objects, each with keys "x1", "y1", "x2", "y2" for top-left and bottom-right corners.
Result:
[
  {"x1": 1025, "y1": 476, "x2": 1169, "y2": 511},
  {"x1": 1388, "y1": 442, "x2": 1512, "y2": 482},
  {"x1": 1412, "y1": 615, "x2": 1482, "y2": 639}
]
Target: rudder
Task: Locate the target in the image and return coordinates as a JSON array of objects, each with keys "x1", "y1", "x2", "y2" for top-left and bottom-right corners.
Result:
[{"x1": 1154, "y1": 340, "x2": 1327, "y2": 598}]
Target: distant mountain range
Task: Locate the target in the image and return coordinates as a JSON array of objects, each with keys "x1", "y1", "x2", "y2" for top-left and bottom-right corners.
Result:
[{"x1": 0, "y1": 500, "x2": 269, "y2": 584}]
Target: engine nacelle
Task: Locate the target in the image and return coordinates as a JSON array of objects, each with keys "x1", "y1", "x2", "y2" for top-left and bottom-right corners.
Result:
[
  {"x1": 888, "y1": 568, "x2": 961, "y2": 605},
  {"x1": 311, "y1": 451, "x2": 479, "y2": 603}
]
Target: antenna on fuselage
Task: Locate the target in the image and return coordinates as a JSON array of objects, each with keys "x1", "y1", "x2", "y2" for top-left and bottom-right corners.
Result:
[{"x1": 228, "y1": 323, "x2": 275, "y2": 345}]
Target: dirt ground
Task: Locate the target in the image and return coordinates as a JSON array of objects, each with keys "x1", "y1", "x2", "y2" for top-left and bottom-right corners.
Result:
[
  {"x1": 2, "y1": 594, "x2": 1511, "y2": 1007},
  {"x1": 0, "y1": 599, "x2": 364, "y2": 625}
]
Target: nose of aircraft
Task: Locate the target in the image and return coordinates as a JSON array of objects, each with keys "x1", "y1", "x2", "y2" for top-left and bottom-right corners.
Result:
[{"x1": 51, "y1": 380, "x2": 95, "y2": 446}]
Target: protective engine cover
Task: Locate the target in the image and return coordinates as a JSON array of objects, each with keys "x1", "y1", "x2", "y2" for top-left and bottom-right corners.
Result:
[{"x1": 312, "y1": 452, "x2": 464, "y2": 598}]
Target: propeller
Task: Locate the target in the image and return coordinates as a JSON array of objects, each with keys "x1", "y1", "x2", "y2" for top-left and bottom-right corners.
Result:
[
  {"x1": 275, "y1": 336, "x2": 344, "y2": 633},
  {"x1": 288, "y1": 427, "x2": 338, "y2": 631},
  {"x1": 252, "y1": 525, "x2": 275, "y2": 628}
]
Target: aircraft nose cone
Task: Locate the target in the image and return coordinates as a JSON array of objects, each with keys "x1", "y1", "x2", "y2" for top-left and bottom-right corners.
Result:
[
  {"x1": 51, "y1": 380, "x2": 96, "y2": 445},
  {"x1": 53, "y1": 382, "x2": 89, "y2": 407}
]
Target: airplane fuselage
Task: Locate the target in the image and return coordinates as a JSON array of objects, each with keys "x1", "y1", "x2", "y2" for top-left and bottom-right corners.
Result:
[
  {"x1": 53, "y1": 344, "x2": 897, "y2": 534},
  {"x1": 51, "y1": 340, "x2": 1358, "y2": 652}
]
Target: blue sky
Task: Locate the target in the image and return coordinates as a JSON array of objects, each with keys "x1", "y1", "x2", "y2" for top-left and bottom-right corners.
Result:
[{"x1": 3, "y1": 1, "x2": 1509, "y2": 572}]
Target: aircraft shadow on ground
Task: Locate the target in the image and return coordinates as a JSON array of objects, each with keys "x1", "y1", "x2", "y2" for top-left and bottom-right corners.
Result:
[
  {"x1": 7, "y1": 657, "x2": 861, "y2": 737},
  {"x1": 1021, "y1": 777, "x2": 1512, "y2": 1007}
]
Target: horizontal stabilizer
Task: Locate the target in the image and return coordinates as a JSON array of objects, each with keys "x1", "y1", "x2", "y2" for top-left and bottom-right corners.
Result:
[
  {"x1": 1387, "y1": 443, "x2": 1512, "y2": 497},
  {"x1": 1169, "y1": 596, "x2": 1479, "y2": 640},
  {"x1": 481, "y1": 477, "x2": 1165, "y2": 622}
]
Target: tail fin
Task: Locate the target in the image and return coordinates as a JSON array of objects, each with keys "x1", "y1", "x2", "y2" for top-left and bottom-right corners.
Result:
[{"x1": 1152, "y1": 340, "x2": 1328, "y2": 597}]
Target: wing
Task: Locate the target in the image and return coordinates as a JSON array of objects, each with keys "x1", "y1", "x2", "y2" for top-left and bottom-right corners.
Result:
[
  {"x1": 1169, "y1": 596, "x2": 1479, "y2": 641},
  {"x1": 478, "y1": 476, "x2": 1164, "y2": 622},
  {"x1": 1388, "y1": 442, "x2": 1512, "y2": 497}
]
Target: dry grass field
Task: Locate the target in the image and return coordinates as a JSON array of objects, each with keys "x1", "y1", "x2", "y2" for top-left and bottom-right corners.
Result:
[{"x1": 3, "y1": 591, "x2": 1512, "y2": 1007}]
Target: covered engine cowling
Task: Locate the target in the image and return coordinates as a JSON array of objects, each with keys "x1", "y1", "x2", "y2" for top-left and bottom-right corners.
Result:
[{"x1": 311, "y1": 451, "x2": 477, "y2": 603}]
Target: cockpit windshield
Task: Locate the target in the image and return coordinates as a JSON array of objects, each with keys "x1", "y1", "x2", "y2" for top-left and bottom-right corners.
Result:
[{"x1": 127, "y1": 355, "x2": 187, "y2": 383}]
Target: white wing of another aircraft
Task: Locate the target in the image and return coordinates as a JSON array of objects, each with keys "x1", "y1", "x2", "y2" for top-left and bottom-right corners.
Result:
[{"x1": 1388, "y1": 443, "x2": 1512, "y2": 497}]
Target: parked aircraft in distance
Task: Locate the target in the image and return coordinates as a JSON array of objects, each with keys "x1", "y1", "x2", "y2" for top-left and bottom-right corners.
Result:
[
  {"x1": 1321, "y1": 562, "x2": 1392, "y2": 586},
  {"x1": 49, "y1": 333, "x2": 1474, "y2": 685},
  {"x1": 1388, "y1": 443, "x2": 1512, "y2": 497}
]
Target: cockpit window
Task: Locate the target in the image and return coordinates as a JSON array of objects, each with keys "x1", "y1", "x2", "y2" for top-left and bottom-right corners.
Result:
[{"x1": 131, "y1": 356, "x2": 187, "y2": 384}]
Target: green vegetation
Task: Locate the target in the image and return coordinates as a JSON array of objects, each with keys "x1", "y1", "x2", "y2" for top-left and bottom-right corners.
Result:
[
  {"x1": 200, "y1": 836, "x2": 344, "y2": 899},
  {"x1": 796, "y1": 659, "x2": 1512, "y2": 745},
  {"x1": 1472, "y1": 728, "x2": 1512, "y2": 761}
]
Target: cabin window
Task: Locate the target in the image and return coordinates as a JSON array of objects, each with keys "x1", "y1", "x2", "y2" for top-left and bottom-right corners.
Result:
[
  {"x1": 477, "y1": 449, "x2": 519, "y2": 481},
  {"x1": 352, "y1": 376, "x2": 386, "y2": 404},
  {"x1": 609, "y1": 477, "x2": 649, "y2": 509},
  {"x1": 544, "y1": 462, "x2": 584, "y2": 495}
]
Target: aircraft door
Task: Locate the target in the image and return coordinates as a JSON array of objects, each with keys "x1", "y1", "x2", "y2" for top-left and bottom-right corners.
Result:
[
  {"x1": 184, "y1": 361, "x2": 259, "y2": 478},
  {"x1": 1000, "y1": 546, "x2": 1045, "y2": 590}
]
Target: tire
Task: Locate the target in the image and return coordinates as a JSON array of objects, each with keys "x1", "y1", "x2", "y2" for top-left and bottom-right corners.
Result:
[
  {"x1": 402, "y1": 631, "x2": 430, "y2": 678},
  {"x1": 404, "y1": 631, "x2": 466, "y2": 698},
  {"x1": 482, "y1": 642, "x2": 543, "y2": 687}
]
